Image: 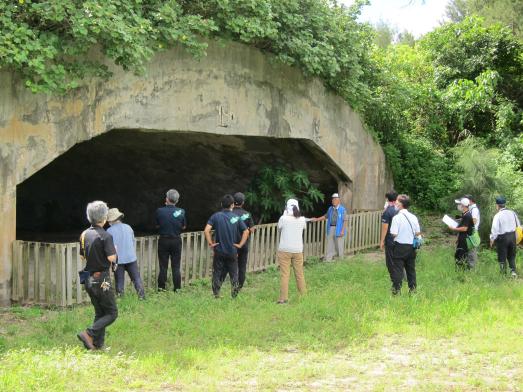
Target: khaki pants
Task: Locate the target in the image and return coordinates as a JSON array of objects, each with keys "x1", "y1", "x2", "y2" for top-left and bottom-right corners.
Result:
[
  {"x1": 325, "y1": 229, "x2": 345, "y2": 261},
  {"x1": 277, "y1": 251, "x2": 307, "y2": 301}
]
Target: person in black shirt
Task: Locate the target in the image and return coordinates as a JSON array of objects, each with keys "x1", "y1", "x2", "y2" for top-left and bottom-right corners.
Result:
[
  {"x1": 449, "y1": 198, "x2": 474, "y2": 269},
  {"x1": 156, "y1": 189, "x2": 186, "y2": 292},
  {"x1": 77, "y1": 200, "x2": 118, "y2": 351},
  {"x1": 380, "y1": 191, "x2": 398, "y2": 287},
  {"x1": 220, "y1": 192, "x2": 255, "y2": 290},
  {"x1": 204, "y1": 194, "x2": 249, "y2": 298}
]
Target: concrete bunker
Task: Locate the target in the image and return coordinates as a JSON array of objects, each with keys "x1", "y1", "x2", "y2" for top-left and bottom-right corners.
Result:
[{"x1": 16, "y1": 129, "x2": 349, "y2": 241}]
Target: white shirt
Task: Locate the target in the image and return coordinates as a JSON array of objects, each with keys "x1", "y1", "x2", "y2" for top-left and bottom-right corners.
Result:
[
  {"x1": 390, "y1": 209, "x2": 421, "y2": 245},
  {"x1": 490, "y1": 208, "x2": 521, "y2": 241},
  {"x1": 277, "y1": 215, "x2": 308, "y2": 253},
  {"x1": 469, "y1": 204, "x2": 480, "y2": 230}
]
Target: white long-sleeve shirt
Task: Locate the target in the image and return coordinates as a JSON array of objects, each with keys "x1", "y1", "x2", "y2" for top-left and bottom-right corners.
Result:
[
  {"x1": 277, "y1": 215, "x2": 308, "y2": 253},
  {"x1": 390, "y1": 209, "x2": 421, "y2": 245},
  {"x1": 490, "y1": 208, "x2": 521, "y2": 241}
]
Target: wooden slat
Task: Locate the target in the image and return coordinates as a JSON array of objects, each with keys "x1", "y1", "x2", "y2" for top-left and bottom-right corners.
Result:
[
  {"x1": 191, "y1": 232, "x2": 198, "y2": 283},
  {"x1": 66, "y1": 244, "x2": 73, "y2": 306}
]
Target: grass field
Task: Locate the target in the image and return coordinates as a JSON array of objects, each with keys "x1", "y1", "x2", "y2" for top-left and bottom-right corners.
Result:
[{"x1": 1, "y1": 243, "x2": 523, "y2": 391}]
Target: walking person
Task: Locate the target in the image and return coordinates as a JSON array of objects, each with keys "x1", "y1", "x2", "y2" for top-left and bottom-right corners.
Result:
[
  {"x1": 464, "y1": 194, "x2": 480, "y2": 268},
  {"x1": 312, "y1": 193, "x2": 349, "y2": 262},
  {"x1": 490, "y1": 196, "x2": 521, "y2": 277},
  {"x1": 448, "y1": 198, "x2": 475, "y2": 269},
  {"x1": 77, "y1": 201, "x2": 118, "y2": 350},
  {"x1": 204, "y1": 194, "x2": 249, "y2": 298},
  {"x1": 220, "y1": 192, "x2": 255, "y2": 290},
  {"x1": 380, "y1": 191, "x2": 398, "y2": 287},
  {"x1": 107, "y1": 208, "x2": 145, "y2": 299},
  {"x1": 277, "y1": 199, "x2": 308, "y2": 304},
  {"x1": 389, "y1": 194, "x2": 421, "y2": 295},
  {"x1": 156, "y1": 189, "x2": 186, "y2": 292}
]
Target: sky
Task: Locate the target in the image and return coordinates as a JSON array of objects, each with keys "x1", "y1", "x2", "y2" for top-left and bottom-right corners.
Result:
[{"x1": 340, "y1": 0, "x2": 450, "y2": 37}]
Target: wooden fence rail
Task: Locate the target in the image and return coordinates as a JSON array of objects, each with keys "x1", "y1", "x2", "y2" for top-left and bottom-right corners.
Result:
[{"x1": 11, "y1": 210, "x2": 382, "y2": 306}]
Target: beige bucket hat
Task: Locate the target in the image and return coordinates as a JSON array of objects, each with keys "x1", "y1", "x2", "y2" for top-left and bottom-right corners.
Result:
[{"x1": 107, "y1": 208, "x2": 124, "y2": 222}]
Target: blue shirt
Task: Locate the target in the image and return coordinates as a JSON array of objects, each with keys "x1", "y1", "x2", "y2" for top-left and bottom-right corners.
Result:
[
  {"x1": 207, "y1": 210, "x2": 248, "y2": 257},
  {"x1": 381, "y1": 205, "x2": 398, "y2": 246},
  {"x1": 107, "y1": 222, "x2": 137, "y2": 264},
  {"x1": 156, "y1": 205, "x2": 186, "y2": 236}
]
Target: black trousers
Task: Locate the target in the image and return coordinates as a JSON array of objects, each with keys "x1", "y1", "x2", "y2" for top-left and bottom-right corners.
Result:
[
  {"x1": 158, "y1": 237, "x2": 182, "y2": 291},
  {"x1": 114, "y1": 261, "x2": 145, "y2": 298},
  {"x1": 391, "y1": 243, "x2": 416, "y2": 292},
  {"x1": 85, "y1": 271, "x2": 118, "y2": 348},
  {"x1": 212, "y1": 251, "x2": 239, "y2": 297},
  {"x1": 496, "y1": 232, "x2": 517, "y2": 273},
  {"x1": 385, "y1": 242, "x2": 394, "y2": 284},
  {"x1": 220, "y1": 246, "x2": 249, "y2": 289}
]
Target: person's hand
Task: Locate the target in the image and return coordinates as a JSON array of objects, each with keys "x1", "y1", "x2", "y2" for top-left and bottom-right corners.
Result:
[
  {"x1": 209, "y1": 242, "x2": 219, "y2": 248},
  {"x1": 380, "y1": 241, "x2": 384, "y2": 251},
  {"x1": 490, "y1": 240, "x2": 494, "y2": 248},
  {"x1": 337, "y1": 230, "x2": 344, "y2": 237},
  {"x1": 233, "y1": 243, "x2": 242, "y2": 249}
]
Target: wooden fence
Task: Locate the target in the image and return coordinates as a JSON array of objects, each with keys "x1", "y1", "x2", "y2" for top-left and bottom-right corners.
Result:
[{"x1": 11, "y1": 210, "x2": 382, "y2": 306}]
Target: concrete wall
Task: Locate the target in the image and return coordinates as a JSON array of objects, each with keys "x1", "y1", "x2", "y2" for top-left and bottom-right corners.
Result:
[{"x1": 0, "y1": 40, "x2": 392, "y2": 306}]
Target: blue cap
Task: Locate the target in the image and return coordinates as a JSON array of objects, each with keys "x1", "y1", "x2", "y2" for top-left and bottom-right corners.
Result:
[{"x1": 495, "y1": 196, "x2": 506, "y2": 205}]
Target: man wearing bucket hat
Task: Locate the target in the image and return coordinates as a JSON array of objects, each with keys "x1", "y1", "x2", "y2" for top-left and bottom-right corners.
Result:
[
  {"x1": 490, "y1": 196, "x2": 521, "y2": 277},
  {"x1": 107, "y1": 208, "x2": 145, "y2": 299},
  {"x1": 311, "y1": 193, "x2": 349, "y2": 261},
  {"x1": 448, "y1": 198, "x2": 475, "y2": 269}
]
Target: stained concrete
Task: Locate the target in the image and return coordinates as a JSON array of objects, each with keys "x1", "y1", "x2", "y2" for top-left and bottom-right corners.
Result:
[{"x1": 0, "y1": 40, "x2": 392, "y2": 306}]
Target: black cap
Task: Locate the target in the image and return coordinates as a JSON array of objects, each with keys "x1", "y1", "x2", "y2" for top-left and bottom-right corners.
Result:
[
  {"x1": 233, "y1": 192, "x2": 245, "y2": 205},
  {"x1": 495, "y1": 196, "x2": 506, "y2": 205}
]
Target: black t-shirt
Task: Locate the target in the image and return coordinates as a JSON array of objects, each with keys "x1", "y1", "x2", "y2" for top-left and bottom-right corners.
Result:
[
  {"x1": 156, "y1": 205, "x2": 186, "y2": 237},
  {"x1": 457, "y1": 211, "x2": 474, "y2": 249},
  {"x1": 80, "y1": 226, "x2": 116, "y2": 273},
  {"x1": 207, "y1": 209, "x2": 248, "y2": 256},
  {"x1": 381, "y1": 205, "x2": 398, "y2": 246},
  {"x1": 233, "y1": 207, "x2": 254, "y2": 248}
]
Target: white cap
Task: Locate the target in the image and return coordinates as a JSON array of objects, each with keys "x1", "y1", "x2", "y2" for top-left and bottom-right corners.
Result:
[
  {"x1": 331, "y1": 193, "x2": 340, "y2": 198},
  {"x1": 454, "y1": 198, "x2": 470, "y2": 207}
]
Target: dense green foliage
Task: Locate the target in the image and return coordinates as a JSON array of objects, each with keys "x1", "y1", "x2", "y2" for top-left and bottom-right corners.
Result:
[
  {"x1": 446, "y1": 0, "x2": 523, "y2": 40},
  {"x1": 245, "y1": 166, "x2": 324, "y2": 223},
  {"x1": 1, "y1": 246, "x2": 523, "y2": 390},
  {"x1": 1, "y1": 1, "x2": 522, "y2": 212}
]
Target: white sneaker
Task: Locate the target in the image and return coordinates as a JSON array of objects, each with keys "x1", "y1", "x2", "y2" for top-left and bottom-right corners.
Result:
[{"x1": 511, "y1": 271, "x2": 518, "y2": 278}]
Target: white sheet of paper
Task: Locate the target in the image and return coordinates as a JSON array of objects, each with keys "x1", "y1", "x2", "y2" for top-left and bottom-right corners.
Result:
[{"x1": 442, "y1": 214, "x2": 458, "y2": 229}]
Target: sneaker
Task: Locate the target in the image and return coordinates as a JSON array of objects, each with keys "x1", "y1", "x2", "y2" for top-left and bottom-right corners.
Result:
[
  {"x1": 391, "y1": 289, "x2": 400, "y2": 296},
  {"x1": 511, "y1": 270, "x2": 518, "y2": 278},
  {"x1": 276, "y1": 300, "x2": 288, "y2": 305}
]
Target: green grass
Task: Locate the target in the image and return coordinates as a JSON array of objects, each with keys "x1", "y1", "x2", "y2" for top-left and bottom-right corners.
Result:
[{"x1": 1, "y1": 246, "x2": 522, "y2": 391}]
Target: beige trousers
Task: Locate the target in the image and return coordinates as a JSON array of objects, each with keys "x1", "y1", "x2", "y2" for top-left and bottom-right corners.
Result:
[{"x1": 277, "y1": 251, "x2": 307, "y2": 301}]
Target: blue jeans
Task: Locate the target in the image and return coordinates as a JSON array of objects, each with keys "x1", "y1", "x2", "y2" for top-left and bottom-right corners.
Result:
[{"x1": 114, "y1": 261, "x2": 145, "y2": 298}]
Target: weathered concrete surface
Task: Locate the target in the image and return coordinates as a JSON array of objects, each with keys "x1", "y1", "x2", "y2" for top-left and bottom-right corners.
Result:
[{"x1": 0, "y1": 40, "x2": 392, "y2": 305}]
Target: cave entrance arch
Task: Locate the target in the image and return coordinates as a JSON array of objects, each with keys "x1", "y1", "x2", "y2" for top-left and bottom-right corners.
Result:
[{"x1": 16, "y1": 129, "x2": 350, "y2": 242}]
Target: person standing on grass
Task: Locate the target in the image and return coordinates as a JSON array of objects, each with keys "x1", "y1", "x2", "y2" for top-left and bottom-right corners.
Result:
[
  {"x1": 311, "y1": 193, "x2": 348, "y2": 262},
  {"x1": 464, "y1": 194, "x2": 480, "y2": 268},
  {"x1": 490, "y1": 196, "x2": 521, "y2": 278},
  {"x1": 220, "y1": 192, "x2": 255, "y2": 290},
  {"x1": 77, "y1": 201, "x2": 118, "y2": 351},
  {"x1": 380, "y1": 191, "x2": 398, "y2": 287},
  {"x1": 107, "y1": 208, "x2": 145, "y2": 299},
  {"x1": 204, "y1": 194, "x2": 249, "y2": 298},
  {"x1": 389, "y1": 194, "x2": 421, "y2": 295},
  {"x1": 276, "y1": 199, "x2": 309, "y2": 304},
  {"x1": 448, "y1": 198, "x2": 474, "y2": 269},
  {"x1": 156, "y1": 189, "x2": 186, "y2": 292}
]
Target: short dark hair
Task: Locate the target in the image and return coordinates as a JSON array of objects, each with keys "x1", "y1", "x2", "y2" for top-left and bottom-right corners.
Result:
[
  {"x1": 221, "y1": 194, "x2": 235, "y2": 209},
  {"x1": 385, "y1": 191, "x2": 398, "y2": 202},
  {"x1": 292, "y1": 205, "x2": 301, "y2": 218},
  {"x1": 464, "y1": 194, "x2": 475, "y2": 202},
  {"x1": 397, "y1": 194, "x2": 411, "y2": 209}
]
